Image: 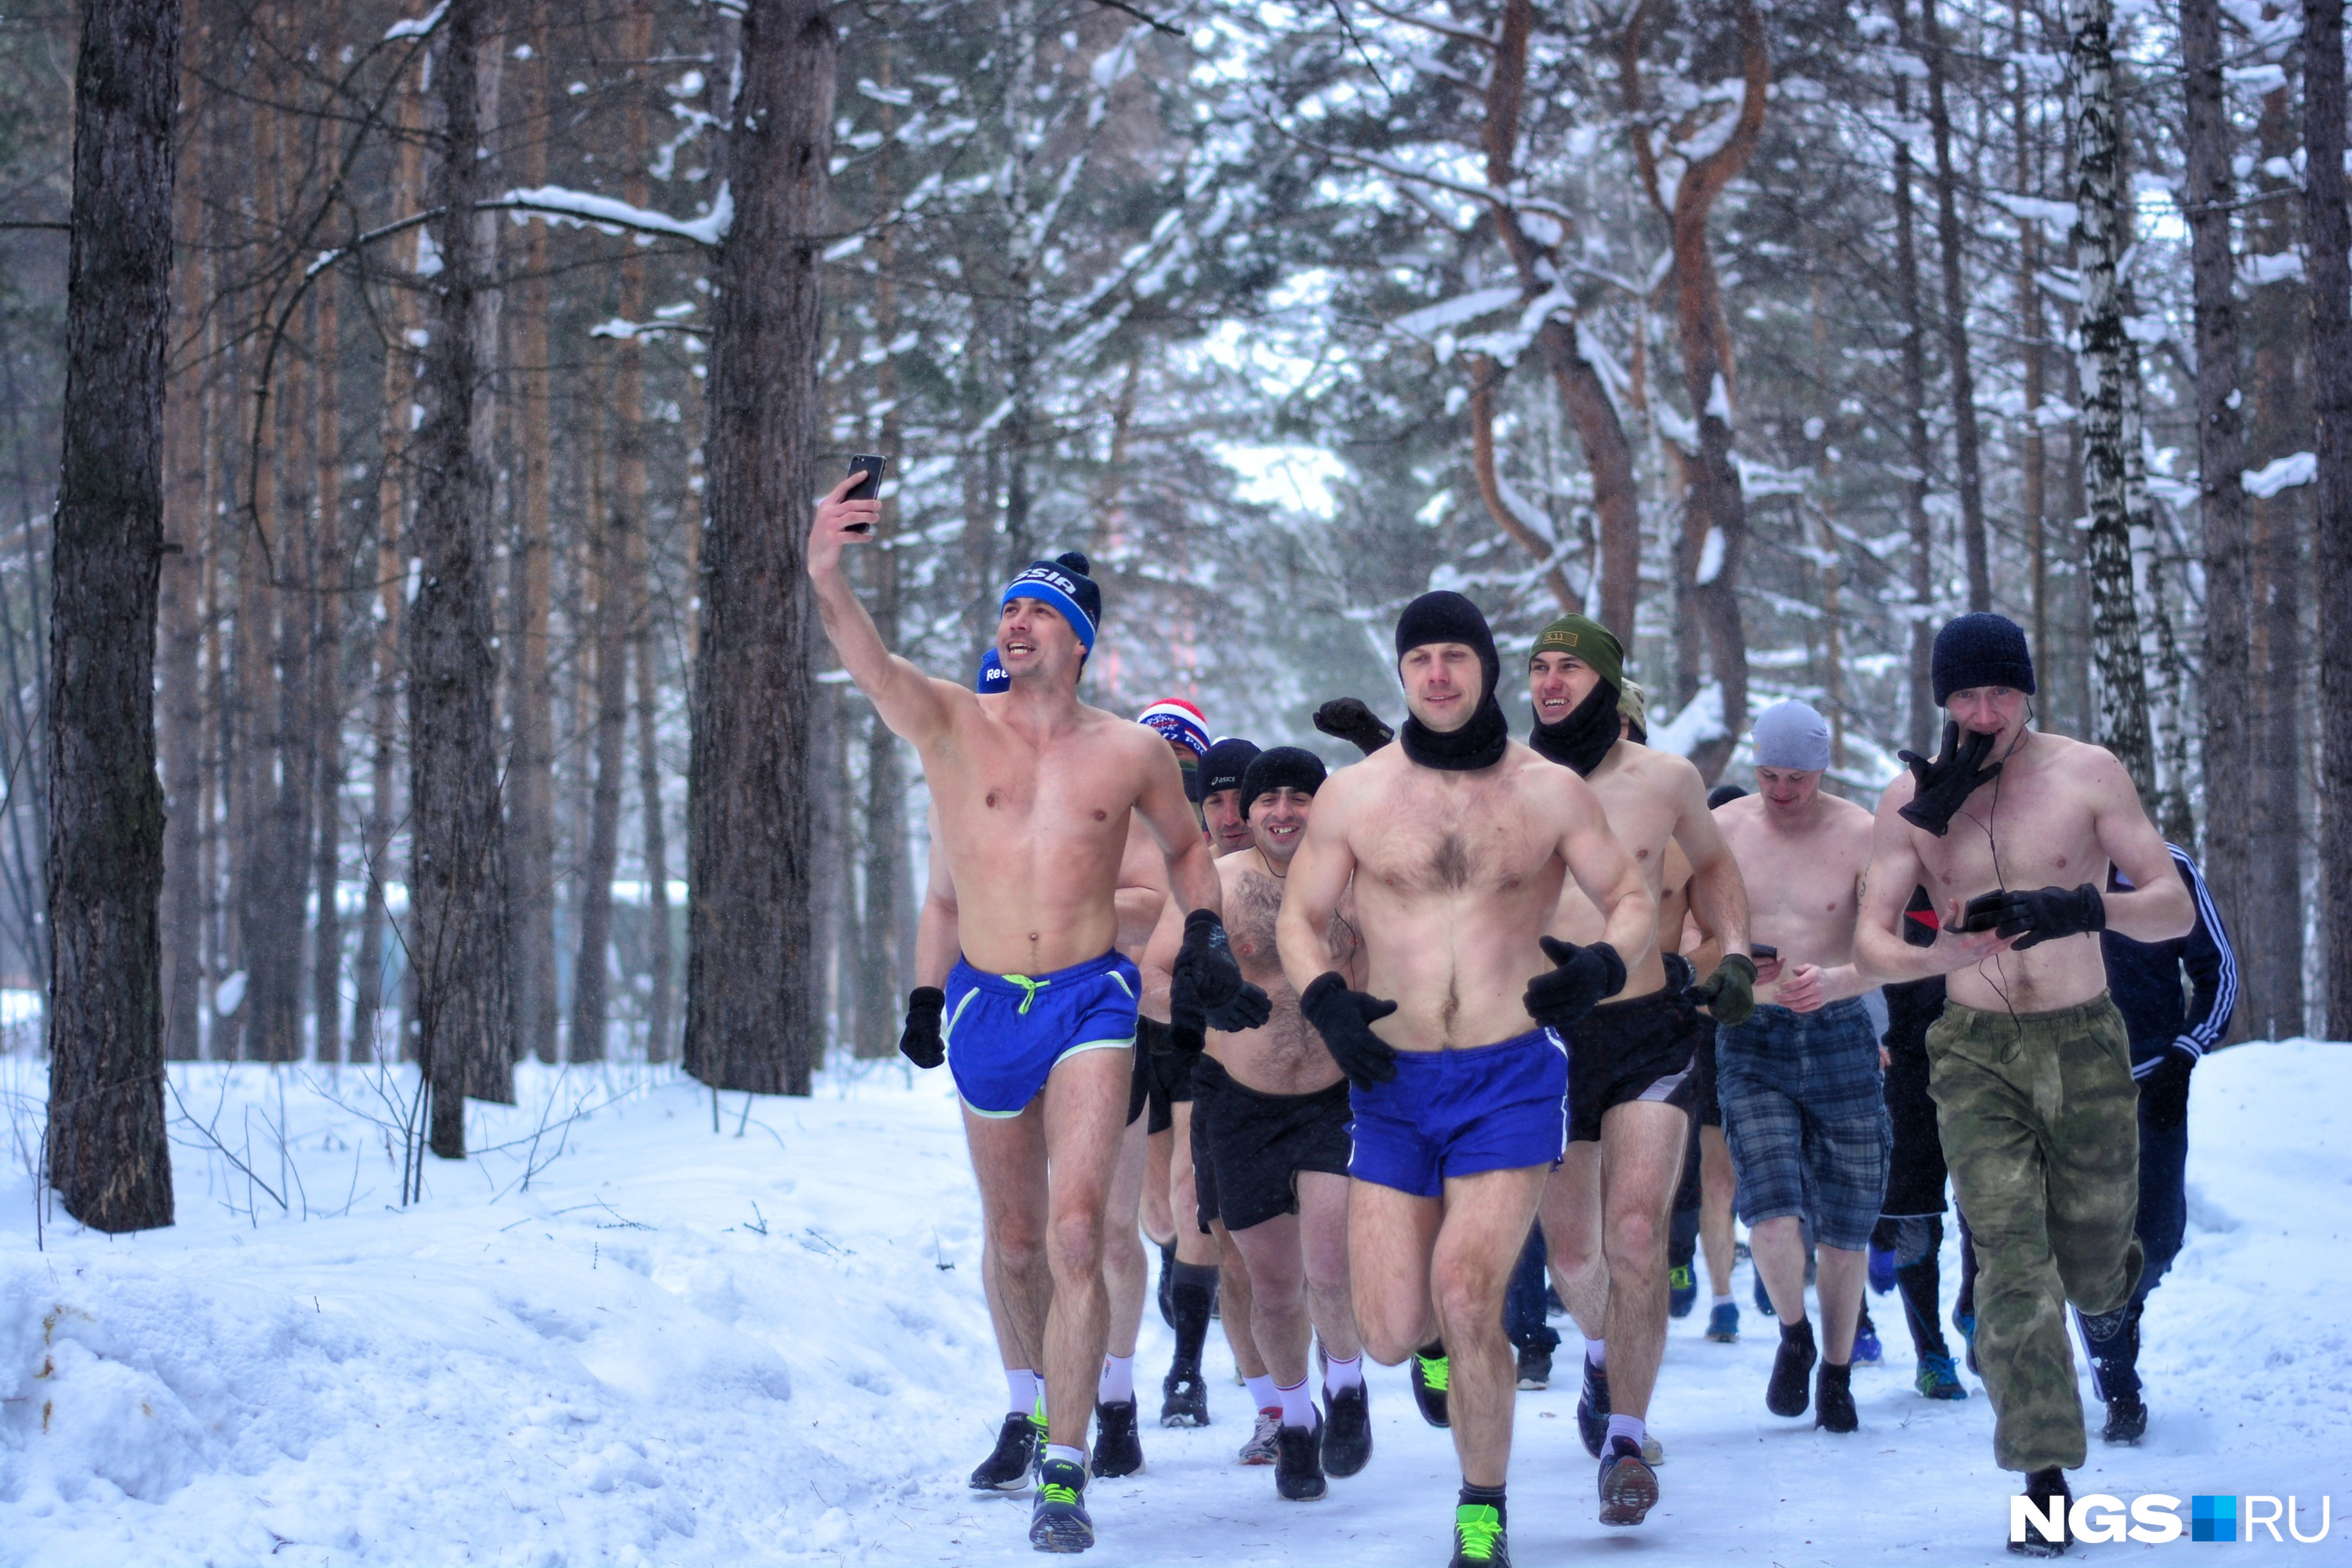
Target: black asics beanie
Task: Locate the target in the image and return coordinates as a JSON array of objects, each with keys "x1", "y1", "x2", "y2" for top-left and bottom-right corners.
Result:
[{"x1": 1198, "y1": 738, "x2": 1261, "y2": 800}]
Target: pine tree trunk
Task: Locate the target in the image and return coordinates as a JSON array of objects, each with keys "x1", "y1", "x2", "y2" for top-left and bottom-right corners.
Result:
[
  {"x1": 158, "y1": 40, "x2": 205, "y2": 1063},
  {"x1": 47, "y1": 0, "x2": 182, "y2": 1232},
  {"x1": 571, "y1": 480, "x2": 627, "y2": 1065},
  {"x1": 312, "y1": 281, "x2": 346, "y2": 1065},
  {"x1": 2304, "y1": 0, "x2": 2352, "y2": 1034},
  {"x1": 1893, "y1": 38, "x2": 1938, "y2": 753},
  {"x1": 684, "y1": 0, "x2": 836, "y2": 1095},
  {"x1": 408, "y1": 0, "x2": 513, "y2": 1152},
  {"x1": 503, "y1": 0, "x2": 558, "y2": 1066},
  {"x1": 2064, "y1": 0, "x2": 2154, "y2": 791},
  {"x1": 1922, "y1": 0, "x2": 1991, "y2": 612},
  {"x1": 631, "y1": 546, "x2": 673, "y2": 1062}
]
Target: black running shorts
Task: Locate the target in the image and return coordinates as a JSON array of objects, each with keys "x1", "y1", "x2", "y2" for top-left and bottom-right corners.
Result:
[
  {"x1": 1189, "y1": 1054, "x2": 1352, "y2": 1235},
  {"x1": 1878, "y1": 976, "x2": 1949, "y2": 1217},
  {"x1": 1565, "y1": 981, "x2": 1700, "y2": 1145},
  {"x1": 1128, "y1": 1017, "x2": 1167, "y2": 1127},
  {"x1": 1138, "y1": 1022, "x2": 1196, "y2": 1135}
]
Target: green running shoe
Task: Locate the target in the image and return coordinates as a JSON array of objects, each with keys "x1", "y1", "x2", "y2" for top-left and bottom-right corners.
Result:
[
  {"x1": 1450, "y1": 1502, "x2": 1510, "y2": 1566},
  {"x1": 1915, "y1": 1353, "x2": 1968, "y2": 1400},
  {"x1": 1411, "y1": 1345, "x2": 1451, "y2": 1428},
  {"x1": 1668, "y1": 1263, "x2": 1697, "y2": 1318}
]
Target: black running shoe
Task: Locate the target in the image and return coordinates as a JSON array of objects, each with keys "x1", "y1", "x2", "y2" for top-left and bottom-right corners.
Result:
[
  {"x1": 1515, "y1": 1343, "x2": 1552, "y2": 1391},
  {"x1": 1321, "y1": 1381, "x2": 1373, "y2": 1477},
  {"x1": 1274, "y1": 1417, "x2": 1327, "y2": 1501},
  {"x1": 2008, "y1": 1466, "x2": 2071, "y2": 1557},
  {"x1": 969, "y1": 1411, "x2": 1040, "y2": 1491},
  {"x1": 1091, "y1": 1399, "x2": 1143, "y2": 1478},
  {"x1": 1597, "y1": 1434, "x2": 1658, "y2": 1526},
  {"x1": 1767, "y1": 1320, "x2": 1817, "y2": 1418},
  {"x1": 1161, "y1": 1363, "x2": 1209, "y2": 1428},
  {"x1": 1450, "y1": 1502, "x2": 1510, "y2": 1566},
  {"x1": 1029, "y1": 1457, "x2": 1094, "y2": 1553},
  {"x1": 2102, "y1": 1392, "x2": 2147, "y2": 1446},
  {"x1": 1815, "y1": 1359, "x2": 1857, "y2": 1433},
  {"x1": 1576, "y1": 1359, "x2": 1611, "y2": 1457},
  {"x1": 1410, "y1": 1344, "x2": 1451, "y2": 1428}
]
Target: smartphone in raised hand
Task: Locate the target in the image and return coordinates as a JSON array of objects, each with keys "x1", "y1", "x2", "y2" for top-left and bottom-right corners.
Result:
[{"x1": 844, "y1": 455, "x2": 887, "y2": 531}]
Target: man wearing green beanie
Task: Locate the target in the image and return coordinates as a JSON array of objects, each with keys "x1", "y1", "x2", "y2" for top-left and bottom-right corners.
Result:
[{"x1": 1523, "y1": 612, "x2": 1759, "y2": 1530}]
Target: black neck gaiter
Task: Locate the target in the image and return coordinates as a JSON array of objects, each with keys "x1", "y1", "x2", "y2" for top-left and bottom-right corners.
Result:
[
  {"x1": 1529, "y1": 679, "x2": 1622, "y2": 777},
  {"x1": 1400, "y1": 695, "x2": 1511, "y2": 771}
]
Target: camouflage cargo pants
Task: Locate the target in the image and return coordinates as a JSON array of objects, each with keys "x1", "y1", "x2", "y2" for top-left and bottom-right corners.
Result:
[{"x1": 1927, "y1": 993, "x2": 2142, "y2": 1472}]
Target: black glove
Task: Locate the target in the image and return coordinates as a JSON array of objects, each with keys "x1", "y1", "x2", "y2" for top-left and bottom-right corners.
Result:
[
  {"x1": 1896, "y1": 721, "x2": 2002, "y2": 837},
  {"x1": 1523, "y1": 936, "x2": 1627, "y2": 1032},
  {"x1": 2138, "y1": 1045, "x2": 2194, "y2": 1131},
  {"x1": 1961, "y1": 884, "x2": 2105, "y2": 949},
  {"x1": 1299, "y1": 972, "x2": 1400, "y2": 1087},
  {"x1": 1171, "y1": 909, "x2": 1272, "y2": 1033},
  {"x1": 1682, "y1": 952, "x2": 1759, "y2": 1026},
  {"x1": 1902, "y1": 884, "x2": 1941, "y2": 948},
  {"x1": 1313, "y1": 697, "x2": 1395, "y2": 756},
  {"x1": 899, "y1": 986, "x2": 946, "y2": 1069},
  {"x1": 1169, "y1": 1022, "x2": 1206, "y2": 1054}
]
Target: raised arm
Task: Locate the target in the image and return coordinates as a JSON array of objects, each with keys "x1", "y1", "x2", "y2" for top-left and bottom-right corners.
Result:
[
  {"x1": 2090, "y1": 753, "x2": 2196, "y2": 943},
  {"x1": 806, "y1": 471, "x2": 960, "y2": 748}
]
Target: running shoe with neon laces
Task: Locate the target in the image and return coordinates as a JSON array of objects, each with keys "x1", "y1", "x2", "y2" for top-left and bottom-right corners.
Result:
[
  {"x1": 1238, "y1": 1406, "x2": 1280, "y2": 1465},
  {"x1": 1091, "y1": 1399, "x2": 1143, "y2": 1479},
  {"x1": 1954, "y1": 1310, "x2": 1980, "y2": 1376},
  {"x1": 1160, "y1": 1363, "x2": 1209, "y2": 1428},
  {"x1": 1575, "y1": 1359, "x2": 1611, "y2": 1457},
  {"x1": 1915, "y1": 1353, "x2": 1968, "y2": 1399},
  {"x1": 969, "y1": 1411, "x2": 1040, "y2": 1491},
  {"x1": 1668, "y1": 1263, "x2": 1697, "y2": 1319},
  {"x1": 1852, "y1": 1305, "x2": 1884, "y2": 1365},
  {"x1": 1322, "y1": 1381, "x2": 1373, "y2": 1476},
  {"x1": 1274, "y1": 1416, "x2": 1327, "y2": 1501},
  {"x1": 1029, "y1": 1457, "x2": 1093, "y2": 1553},
  {"x1": 1450, "y1": 1503, "x2": 1510, "y2": 1566},
  {"x1": 1411, "y1": 1344, "x2": 1451, "y2": 1428},
  {"x1": 1598, "y1": 1435, "x2": 1659, "y2": 1526},
  {"x1": 1705, "y1": 1301, "x2": 1740, "y2": 1343}
]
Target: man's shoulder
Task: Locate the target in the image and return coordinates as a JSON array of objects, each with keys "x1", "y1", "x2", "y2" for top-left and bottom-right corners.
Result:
[{"x1": 1822, "y1": 792, "x2": 1878, "y2": 850}]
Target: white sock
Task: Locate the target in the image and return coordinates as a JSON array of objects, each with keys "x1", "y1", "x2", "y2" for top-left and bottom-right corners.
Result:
[
  {"x1": 1712, "y1": 1293, "x2": 1734, "y2": 1309},
  {"x1": 1323, "y1": 1352, "x2": 1365, "y2": 1396},
  {"x1": 1044, "y1": 1443, "x2": 1086, "y2": 1469},
  {"x1": 1097, "y1": 1354, "x2": 1134, "y2": 1405},
  {"x1": 1007, "y1": 1368, "x2": 1038, "y2": 1415},
  {"x1": 1276, "y1": 1376, "x2": 1316, "y2": 1430},
  {"x1": 1244, "y1": 1373, "x2": 1278, "y2": 1413},
  {"x1": 1606, "y1": 1414, "x2": 1646, "y2": 1449},
  {"x1": 1584, "y1": 1337, "x2": 1607, "y2": 1369}
]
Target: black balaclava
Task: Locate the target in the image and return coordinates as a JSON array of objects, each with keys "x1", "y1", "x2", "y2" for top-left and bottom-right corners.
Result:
[
  {"x1": 1528, "y1": 677, "x2": 1622, "y2": 777},
  {"x1": 1394, "y1": 590, "x2": 1508, "y2": 771}
]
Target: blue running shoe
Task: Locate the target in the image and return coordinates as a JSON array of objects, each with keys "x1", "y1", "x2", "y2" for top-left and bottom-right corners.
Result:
[
  {"x1": 1852, "y1": 1308, "x2": 1883, "y2": 1366},
  {"x1": 1705, "y1": 1302, "x2": 1740, "y2": 1343},
  {"x1": 1868, "y1": 1243, "x2": 1896, "y2": 1295},
  {"x1": 1029, "y1": 1457, "x2": 1093, "y2": 1552},
  {"x1": 1955, "y1": 1311, "x2": 1980, "y2": 1377},
  {"x1": 1668, "y1": 1263, "x2": 1697, "y2": 1319},
  {"x1": 1915, "y1": 1354, "x2": 1968, "y2": 1399},
  {"x1": 1753, "y1": 1271, "x2": 1776, "y2": 1318}
]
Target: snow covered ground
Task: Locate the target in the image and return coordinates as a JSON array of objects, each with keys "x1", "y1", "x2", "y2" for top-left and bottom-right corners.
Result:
[{"x1": 0, "y1": 1040, "x2": 2343, "y2": 1566}]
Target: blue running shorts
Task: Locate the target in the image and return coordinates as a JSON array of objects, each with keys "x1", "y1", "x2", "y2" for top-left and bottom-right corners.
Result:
[
  {"x1": 943, "y1": 950, "x2": 1141, "y2": 1117},
  {"x1": 1347, "y1": 1026, "x2": 1570, "y2": 1197}
]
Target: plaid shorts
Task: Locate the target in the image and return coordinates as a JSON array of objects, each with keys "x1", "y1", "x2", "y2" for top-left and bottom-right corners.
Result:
[{"x1": 1715, "y1": 998, "x2": 1892, "y2": 1251}]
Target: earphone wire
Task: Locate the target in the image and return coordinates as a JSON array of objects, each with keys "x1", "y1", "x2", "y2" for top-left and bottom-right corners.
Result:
[{"x1": 1970, "y1": 699, "x2": 2031, "y2": 1051}]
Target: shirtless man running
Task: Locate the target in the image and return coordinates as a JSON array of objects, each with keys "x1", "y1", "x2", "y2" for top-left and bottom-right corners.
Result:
[
  {"x1": 811, "y1": 480, "x2": 1266, "y2": 1554},
  {"x1": 1279, "y1": 591, "x2": 1651, "y2": 1568},
  {"x1": 1853, "y1": 614, "x2": 2190, "y2": 1555},
  {"x1": 1712, "y1": 700, "x2": 1888, "y2": 1433},
  {"x1": 1155, "y1": 744, "x2": 1372, "y2": 1502},
  {"x1": 1519, "y1": 615, "x2": 1755, "y2": 1526}
]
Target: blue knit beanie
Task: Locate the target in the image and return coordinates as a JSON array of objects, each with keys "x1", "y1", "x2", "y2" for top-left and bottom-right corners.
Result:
[{"x1": 1931, "y1": 612, "x2": 2036, "y2": 705}]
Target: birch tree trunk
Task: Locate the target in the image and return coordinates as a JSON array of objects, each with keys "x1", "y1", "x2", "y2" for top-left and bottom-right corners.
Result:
[
  {"x1": 2304, "y1": 0, "x2": 2352, "y2": 1033},
  {"x1": 46, "y1": 0, "x2": 182, "y2": 1232},
  {"x1": 408, "y1": 0, "x2": 512, "y2": 1152},
  {"x1": 2063, "y1": 0, "x2": 2154, "y2": 792},
  {"x1": 684, "y1": 0, "x2": 836, "y2": 1094}
]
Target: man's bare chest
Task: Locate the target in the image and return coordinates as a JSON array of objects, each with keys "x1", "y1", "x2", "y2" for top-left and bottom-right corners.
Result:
[
  {"x1": 1590, "y1": 775, "x2": 1679, "y2": 892},
  {"x1": 934, "y1": 730, "x2": 1139, "y2": 844},
  {"x1": 1916, "y1": 778, "x2": 2102, "y2": 899},
  {"x1": 1358, "y1": 808, "x2": 1558, "y2": 899}
]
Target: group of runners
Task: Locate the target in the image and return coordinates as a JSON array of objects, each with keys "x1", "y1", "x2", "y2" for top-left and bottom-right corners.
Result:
[{"x1": 807, "y1": 470, "x2": 2238, "y2": 1563}]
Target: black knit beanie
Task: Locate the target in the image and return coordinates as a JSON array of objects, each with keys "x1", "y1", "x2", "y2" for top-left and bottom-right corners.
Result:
[
  {"x1": 1931, "y1": 612, "x2": 2036, "y2": 705},
  {"x1": 1240, "y1": 746, "x2": 1327, "y2": 817},
  {"x1": 1198, "y1": 738, "x2": 1261, "y2": 800}
]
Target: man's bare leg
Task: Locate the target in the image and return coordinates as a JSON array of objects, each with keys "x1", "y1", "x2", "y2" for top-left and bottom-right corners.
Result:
[
  {"x1": 1033, "y1": 1050, "x2": 1131, "y2": 1452},
  {"x1": 1214, "y1": 1221, "x2": 1267, "y2": 1377},
  {"x1": 1699, "y1": 1125, "x2": 1737, "y2": 1300},
  {"x1": 1347, "y1": 1179, "x2": 1444, "y2": 1364},
  {"x1": 1594, "y1": 1101, "x2": 1692, "y2": 1423},
  {"x1": 1297, "y1": 1171, "x2": 1362, "y2": 1365},
  {"x1": 1103, "y1": 1116, "x2": 1150, "y2": 1365},
  {"x1": 965, "y1": 1101, "x2": 1054, "y2": 1487},
  {"x1": 1430, "y1": 1167, "x2": 1548, "y2": 1487},
  {"x1": 1752, "y1": 1213, "x2": 1810, "y2": 1321},
  {"x1": 1142, "y1": 1127, "x2": 1175, "y2": 1247},
  {"x1": 1541, "y1": 1142, "x2": 1608, "y2": 1339},
  {"x1": 1171, "y1": 1102, "x2": 1214, "y2": 1266},
  {"x1": 1229, "y1": 1212, "x2": 1312, "y2": 1390}
]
